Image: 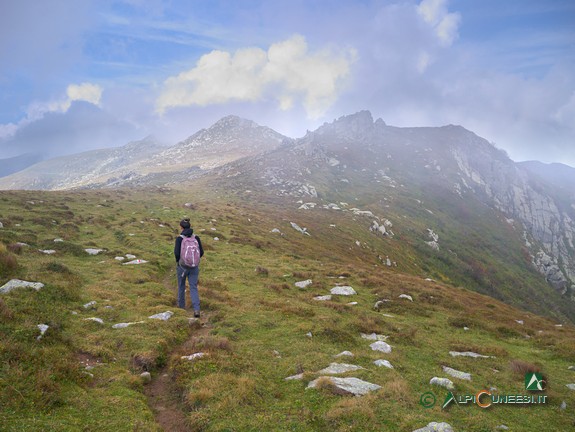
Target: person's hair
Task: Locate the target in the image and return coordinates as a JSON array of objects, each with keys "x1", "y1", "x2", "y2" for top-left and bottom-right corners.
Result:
[{"x1": 180, "y1": 218, "x2": 191, "y2": 229}]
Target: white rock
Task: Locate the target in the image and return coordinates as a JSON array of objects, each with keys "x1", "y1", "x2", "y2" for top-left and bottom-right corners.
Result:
[
  {"x1": 566, "y1": 384, "x2": 575, "y2": 390},
  {"x1": 115, "y1": 256, "x2": 125, "y2": 261},
  {"x1": 398, "y1": 294, "x2": 413, "y2": 301},
  {"x1": 361, "y1": 333, "x2": 388, "y2": 341},
  {"x1": 214, "y1": 237, "x2": 219, "y2": 241},
  {"x1": 84, "y1": 317, "x2": 104, "y2": 324},
  {"x1": 141, "y1": 372, "x2": 152, "y2": 383},
  {"x1": 39, "y1": 249, "x2": 56, "y2": 254},
  {"x1": 560, "y1": 401, "x2": 567, "y2": 410},
  {"x1": 463, "y1": 327, "x2": 470, "y2": 331},
  {"x1": 83, "y1": 301, "x2": 97, "y2": 309},
  {"x1": 306, "y1": 332, "x2": 313, "y2": 338},
  {"x1": 112, "y1": 321, "x2": 144, "y2": 329},
  {"x1": 285, "y1": 373, "x2": 304, "y2": 381},
  {"x1": 148, "y1": 311, "x2": 174, "y2": 321},
  {"x1": 15, "y1": 242, "x2": 28, "y2": 247},
  {"x1": 270, "y1": 228, "x2": 281, "y2": 234},
  {"x1": 369, "y1": 341, "x2": 392, "y2": 353},
  {"x1": 295, "y1": 279, "x2": 312, "y2": 289},
  {"x1": 495, "y1": 426, "x2": 509, "y2": 430},
  {"x1": 125, "y1": 254, "x2": 137, "y2": 259},
  {"x1": 290, "y1": 222, "x2": 310, "y2": 236},
  {"x1": 85, "y1": 248, "x2": 104, "y2": 255},
  {"x1": 449, "y1": 351, "x2": 492, "y2": 358},
  {"x1": 0, "y1": 222, "x2": 3, "y2": 228},
  {"x1": 123, "y1": 259, "x2": 148, "y2": 265},
  {"x1": 374, "y1": 359, "x2": 394, "y2": 369},
  {"x1": 515, "y1": 320, "x2": 524, "y2": 325},
  {"x1": 347, "y1": 302, "x2": 358, "y2": 306},
  {"x1": 306, "y1": 376, "x2": 381, "y2": 396},
  {"x1": 413, "y1": 422, "x2": 454, "y2": 432},
  {"x1": 317, "y1": 363, "x2": 365, "y2": 375},
  {"x1": 54, "y1": 238, "x2": 64, "y2": 242},
  {"x1": 568, "y1": 366, "x2": 575, "y2": 371},
  {"x1": 37, "y1": 324, "x2": 49, "y2": 340},
  {"x1": 330, "y1": 286, "x2": 357, "y2": 296},
  {"x1": 381, "y1": 313, "x2": 395, "y2": 318},
  {"x1": 313, "y1": 295, "x2": 332, "y2": 301},
  {"x1": 430, "y1": 377, "x2": 455, "y2": 390},
  {"x1": 442, "y1": 366, "x2": 471, "y2": 380},
  {"x1": 0, "y1": 279, "x2": 44, "y2": 294},
  {"x1": 334, "y1": 351, "x2": 354, "y2": 358},
  {"x1": 181, "y1": 352, "x2": 206, "y2": 361}
]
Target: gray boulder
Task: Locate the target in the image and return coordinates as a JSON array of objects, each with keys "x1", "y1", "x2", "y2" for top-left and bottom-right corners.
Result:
[
  {"x1": 317, "y1": 363, "x2": 364, "y2": 375},
  {"x1": 370, "y1": 341, "x2": 392, "y2": 353},
  {"x1": 442, "y1": 366, "x2": 471, "y2": 380},
  {"x1": 0, "y1": 279, "x2": 44, "y2": 294},
  {"x1": 413, "y1": 422, "x2": 454, "y2": 432},
  {"x1": 430, "y1": 377, "x2": 455, "y2": 390},
  {"x1": 307, "y1": 376, "x2": 381, "y2": 396},
  {"x1": 330, "y1": 286, "x2": 357, "y2": 296}
]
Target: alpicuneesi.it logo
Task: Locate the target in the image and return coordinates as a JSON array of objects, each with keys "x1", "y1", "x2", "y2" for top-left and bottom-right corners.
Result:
[{"x1": 421, "y1": 373, "x2": 548, "y2": 409}]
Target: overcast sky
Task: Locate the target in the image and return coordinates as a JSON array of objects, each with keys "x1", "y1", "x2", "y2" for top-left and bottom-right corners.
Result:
[{"x1": 1, "y1": 0, "x2": 574, "y2": 165}]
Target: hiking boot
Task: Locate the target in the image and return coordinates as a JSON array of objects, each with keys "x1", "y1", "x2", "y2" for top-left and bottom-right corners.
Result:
[{"x1": 194, "y1": 311, "x2": 200, "y2": 318}]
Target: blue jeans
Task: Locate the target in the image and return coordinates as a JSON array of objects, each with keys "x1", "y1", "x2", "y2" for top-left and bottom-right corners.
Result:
[{"x1": 177, "y1": 264, "x2": 200, "y2": 311}]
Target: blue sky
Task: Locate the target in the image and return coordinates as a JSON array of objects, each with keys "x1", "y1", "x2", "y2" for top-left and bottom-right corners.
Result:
[{"x1": 1, "y1": 0, "x2": 574, "y2": 165}]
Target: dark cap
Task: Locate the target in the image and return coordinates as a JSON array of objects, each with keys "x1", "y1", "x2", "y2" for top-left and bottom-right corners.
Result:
[{"x1": 180, "y1": 218, "x2": 191, "y2": 229}]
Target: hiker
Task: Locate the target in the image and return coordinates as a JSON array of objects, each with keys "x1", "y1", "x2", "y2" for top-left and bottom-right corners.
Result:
[{"x1": 174, "y1": 218, "x2": 204, "y2": 317}]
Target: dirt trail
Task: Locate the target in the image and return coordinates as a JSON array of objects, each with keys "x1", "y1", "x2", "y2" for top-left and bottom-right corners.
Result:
[{"x1": 144, "y1": 273, "x2": 213, "y2": 431}]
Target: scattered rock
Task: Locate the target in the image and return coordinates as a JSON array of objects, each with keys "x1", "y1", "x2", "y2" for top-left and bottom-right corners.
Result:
[
  {"x1": 37, "y1": 324, "x2": 49, "y2": 340},
  {"x1": 285, "y1": 373, "x2": 304, "y2": 381},
  {"x1": 313, "y1": 295, "x2": 332, "y2": 301},
  {"x1": 295, "y1": 279, "x2": 312, "y2": 289},
  {"x1": 373, "y1": 300, "x2": 389, "y2": 311},
  {"x1": 566, "y1": 384, "x2": 575, "y2": 390},
  {"x1": 369, "y1": 341, "x2": 392, "y2": 353},
  {"x1": 515, "y1": 320, "x2": 524, "y2": 325},
  {"x1": 463, "y1": 327, "x2": 470, "y2": 331},
  {"x1": 290, "y1": 222, "x2": 310, "y2": 236},
  {"x1": 449, "y1": 351, "x2": 491, "y2": 358},
  {"x1": 398, "y1": 294, "x2": 413, "y2": 301},
  {"x1": 306, "y1": 332, "x2": 313, "y2": 338},
  {"x1": 495, "y1": 426, "x2": 509, "y2": 431},
  {"x1": 54, "y1": 238, "x2": 64, "y2": 242},
  {"x1": 123, "y1": 259, "x2": 148, "y2": 265},
  {"x1": 330, "y1": 286, "x2": 357, "y2": 296},
  {"x1": 148, "y1": 311, "x2": 174, "y2": 321},
  {"x1": 0, "y1": 221, "x2": 3, "y2": 228},
  {"x1": 361, "y1": 333, "x2": 388, "y2": 341},
  {"x1": 317, "y1": 363, "x2": 365, "y2": 375},
  {"x1": 85, "y1": 248, "x2": 104, "y2": 255},
  {"x1": 430, "y1": 377, "x2": 455, "y2": 390},
  {"x1": 347, "y1": 302, "x2": 358, "y2": 306},
  {"x1": 334, "y1": 351, "x2": 354, "y2": 358},
  {"x1": 115, "y1": 256, "x2": 126, "y2": 261},
  {"x1": 141, "y1": 372, "x2": 152, "y2": 383},
  {"x1": 560, "y1": 401, "x2": 567, "y2": 410},
  {"x1": 181, "y1": 353, "x2": 206, "y2": 361},
  {"x1": 413, "y1": 422, "x2": 453, "y2": 432},
  {"x1": 442, "y1": 366, "x2": 471, "y2": 380},
  {"x1": 214, "y1": 237, "x2": 219, "y2": 241},
  {"x1": 112, "y1": 321, "x2": 145, "y2": 329},
  {"x1": 0, "y1": 279, "x2": 45, "y2": 294},
  {"x1": 125, "y1": 254, "x2": 137, "y2": 259},
  {"x1": 39, "y1": 249, "x2": 56, "y2": 254},
  {"x1": 568, "y1": 366, "x2": 575, "y2": 371},
  {"x1": 374, "y1": 359, "x2": 393, "y2": 369},
  {"x1": 83, "y1": 301, "x2": 97, "y2": 309},
  {"x1": 306, "y1": 376, "x2": 381, "y2": 396},
  {"x1": 84, "y1": 317, "x2": 104, "y2": 324},
  {"x1": 270, "y1": 228, "x2": 282, "y2": 234},
  {"x1": 381, "y1": 313, "x2": 395, "y2": 318}
]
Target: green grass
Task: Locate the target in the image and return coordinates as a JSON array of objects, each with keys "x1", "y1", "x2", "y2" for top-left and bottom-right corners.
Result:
[{"x1": 0, "y1": 187, "x2": 574, "y2": 431}]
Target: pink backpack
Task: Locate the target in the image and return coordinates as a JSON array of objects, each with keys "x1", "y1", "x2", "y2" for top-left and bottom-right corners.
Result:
[{"x1": 179, "y1": 235, "x2": 200, "y2": 268}]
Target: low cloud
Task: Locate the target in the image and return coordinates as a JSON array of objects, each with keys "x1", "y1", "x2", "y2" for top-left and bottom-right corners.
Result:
[
  {"x1": 156, "y1": 34, "x2": 356, "y2": 119},
  {"x1": 417, "y1": 0, "x2": 461, "y2": 46}
]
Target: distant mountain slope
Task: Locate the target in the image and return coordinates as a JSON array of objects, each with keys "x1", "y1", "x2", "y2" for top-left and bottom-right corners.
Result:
[
  {"x1": 0, "y1": 136, "x2": 164, "y2": 190},
  {"x1": 0, "y1": 153, "x2": 44, "y2": 177},
  {"x1": 0, "y1": 115, "x2": 288, "y2": 190}
]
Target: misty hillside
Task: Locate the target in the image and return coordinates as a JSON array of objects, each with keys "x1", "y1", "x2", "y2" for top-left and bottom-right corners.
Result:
[{"x1": 1, "y1": 111, "x2": 574, "y2": 321}]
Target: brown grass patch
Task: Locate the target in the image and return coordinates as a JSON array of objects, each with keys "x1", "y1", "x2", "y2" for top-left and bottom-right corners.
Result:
[
  {"x1": 325, "y1": 395, "x2": 376, "y2": 424},
  {"x1": 255, "y1": 266, "x2": 269, "y2": 276},
  {"x1": 509, "y1": 359, "x2": 541, "y2": 375},
  {"x1": 0, "y1": 298, "x2": 13, "y2": 320},
  {"x1": 376, "y1": 377, "x2": 414, "y2": 407}
]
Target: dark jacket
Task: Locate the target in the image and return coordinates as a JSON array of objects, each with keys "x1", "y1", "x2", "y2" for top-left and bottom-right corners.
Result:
[{"x1": 174, "y1": 228, "x2": 204, "y2": 263}]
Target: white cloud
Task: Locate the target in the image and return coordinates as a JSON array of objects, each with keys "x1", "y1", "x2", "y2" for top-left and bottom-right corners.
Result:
[
  {"x1": 417, "y1": 0, "x2": 461, "y2": 46},
  {"x1": 0, "y1": 83, "x2": 102, "y2": 140},
  {"x1": 156, "y1": 35, "x2": 355, "y2": 119}
]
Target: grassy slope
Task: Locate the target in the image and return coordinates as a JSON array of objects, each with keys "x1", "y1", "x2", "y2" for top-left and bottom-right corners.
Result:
[{"x1": 0, "y1": 187, "x2": 574, "y2": 431}]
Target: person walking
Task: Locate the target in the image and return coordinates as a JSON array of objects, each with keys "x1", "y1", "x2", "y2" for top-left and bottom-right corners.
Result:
[{"x1": 174, "y1": 218, "x2": 204, "y2": 317}]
